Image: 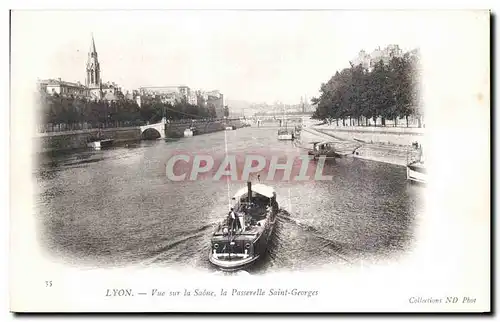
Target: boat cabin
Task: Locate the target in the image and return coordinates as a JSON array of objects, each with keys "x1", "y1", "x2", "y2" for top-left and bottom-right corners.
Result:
[
  {"x1": 308, "y1": 141, "x2": 338, "y2": 159},
  {"x1": 232, "y1": 183, "x2": 278, "y2": 218},
  {"x1": 277, "y1": 128, "x2": 294, "y2": 140},
  {"x1": 216, "y1": 183, "x2": 278, "y2": 235},
  {"x1": 277, "y1": 129, "x2": 293, "y2": 135}
]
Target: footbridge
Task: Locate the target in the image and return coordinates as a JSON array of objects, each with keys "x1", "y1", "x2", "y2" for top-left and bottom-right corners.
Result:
[{"x1": 139, "y1": 118, "x2": 166, "y2": 139}]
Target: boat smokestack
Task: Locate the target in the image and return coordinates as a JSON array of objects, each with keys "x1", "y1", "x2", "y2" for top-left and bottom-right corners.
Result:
[{"x1": 247, "y1": 181, "x2": 252, "y2": 203}]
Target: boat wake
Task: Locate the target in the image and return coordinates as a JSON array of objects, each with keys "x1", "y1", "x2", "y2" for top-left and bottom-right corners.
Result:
[
  {"x1": 143, "y1": 222, "x2": 217, "y2": 265},
  {"x1": 142, "y1": 208, "x2": 353, "y2": 271},
  {"x1": 269, "y1": 209, "x2": 352, "y2": 264}
]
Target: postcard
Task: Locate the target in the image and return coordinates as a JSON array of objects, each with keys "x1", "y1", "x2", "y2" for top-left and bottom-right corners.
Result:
[{"x1": 9, "y1": 9, "x2": 490, "y2": 313}]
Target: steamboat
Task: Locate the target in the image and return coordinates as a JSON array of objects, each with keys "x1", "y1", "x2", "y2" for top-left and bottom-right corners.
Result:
[
  {"x1": 307, "y1": 141, "x2": 341, "y2": 160},
  {"x1": 406, "y1": 161, "x2": 426, "y2": 183},
  {"x1": 277, "y1": 128, "x2": 294, "y2": 140},
  {"x1": 406, "y1": 142, "x2": 427, "y2": 184},
  {"x1": 208, "y1": 181, "x2": 279, "y2": 271},
  {"x1": 87, "y1": 130, "x2": 113, "y2": 150},
  {"x1": 184, "y1": 127, "x2": 198, "y2": 137},
  {"x1": 87, "y1": 139, "x2": 113, "y2": 149}
]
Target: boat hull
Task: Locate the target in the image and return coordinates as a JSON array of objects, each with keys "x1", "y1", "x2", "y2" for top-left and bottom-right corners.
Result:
[
  {"x1": 209, "y1": 225, "x2": 275, "y2": 272},
  {"x1": 87, "y1": 139, "x2": 113, "y2": 149},
  {"x1": 309, "y1": 152, "x2": 340, "y2": 159},
  {"x1": 277, "y1": 134, "x2": 293, "y2": 140},
  {"x1": 208, "y1": 253, "x2": 261, "y2": 271},
  {"x1": 406, "y1": 164, "x2": 427, "y2": 183}
]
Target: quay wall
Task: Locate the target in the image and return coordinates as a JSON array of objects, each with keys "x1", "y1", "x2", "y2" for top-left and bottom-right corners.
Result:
[
  {"x1": 34, "y1": 120, "x2": 245, "y2": 153},
  {"x1": 313, "y1": 125, "x2": 424, "y2": 146},
  {"x1": 165, "y1": 119, "x2": 245, "y2": 138},
  {"x1": 33, "y1": 127, "x2": 141, "y2": 153},
  {"x1": 304, "y1": 126, "x2": 422, "y2": 167},
  {"x1": 165, "y1": 121, "x2": 224, "y2": 138}
]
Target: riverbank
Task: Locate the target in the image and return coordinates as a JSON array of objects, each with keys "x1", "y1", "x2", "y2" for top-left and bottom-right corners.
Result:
[
  {"x1": 165, "y1": 120, "x2": 243, "y2": 138},
  {"x1": 33, "y1": 127, "x2": 142, "y2": 153},
  {"x1": 313, "y1": 124, "x2": 424, "y2": 146},
  {"x1": 34, "y1": 119, "x2": 246, "y2": 153},
  {"x1": 304, "y1": 127, "x2": 420, "y2": 167}
]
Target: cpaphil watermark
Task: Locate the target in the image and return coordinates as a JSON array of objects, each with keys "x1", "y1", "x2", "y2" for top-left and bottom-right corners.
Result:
[{"x1": 165, "y1": 152, "x2": 333, "y2": 182}]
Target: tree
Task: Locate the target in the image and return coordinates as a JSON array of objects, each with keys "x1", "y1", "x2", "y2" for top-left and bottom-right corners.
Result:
[
  {"x1": 369, "y1": 60, "x2": 394, "y2": 126},
  {"x1": 408, "y1": 51, "x2": 423, "y2": 127},
  {"x1": 349, "y1": 64, "x2": 367, "y2": 126},
  {"x1": 311, "y1": 46, "x2": 422, "y2": 128},
  {"x1": 207, "y1": 103, "x2": 217, "y2": 118}
]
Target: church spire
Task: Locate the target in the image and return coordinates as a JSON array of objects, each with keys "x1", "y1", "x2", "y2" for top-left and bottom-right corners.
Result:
[
  {"x1": 90, "y1": 33, "x2": 97, "y2": 54},
  {"x1": 86, "y1": 33, "x2": 101, "y2": 98}
]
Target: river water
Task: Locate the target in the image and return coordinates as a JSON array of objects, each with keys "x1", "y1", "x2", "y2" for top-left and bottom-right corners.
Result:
[{"x1": 35, "y1": 127, "x2": 424, "y2": 273}]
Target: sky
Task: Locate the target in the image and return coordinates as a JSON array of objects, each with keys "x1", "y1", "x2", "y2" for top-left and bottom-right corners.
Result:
[{"x1": 13, "y1": 10, "x2": 427, "y2": 105}]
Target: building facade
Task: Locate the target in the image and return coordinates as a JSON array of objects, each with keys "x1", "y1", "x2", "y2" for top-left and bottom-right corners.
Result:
[
  {"x1": 38, "y1": 78, "x2": 89, "y2": 98},
  {"x1": 206, "y1": 90, "x2": 224, "y2": 118},
  {"x1": 38, "y1": 35, "x2": 124, "y2": 102},
  {"x1": 350, "y1": 49, "x2": 371, "y2": 69},
  {"x1": 140, "y1": 86, "x2": 189, "y2": 105},
  {"x1": 101, "y1": 81, "x2": 124, "y2": 101},
  {"x1": 350, "y1": 44, "x2": 405, "y2": 71},
  {"x1": 140, "y1": 86, "x2": 210, "y2": 107},
  {"x1": 187, "y1": 91, "x2": 198, "y2": 105},
  {"x1": 195, "y1": 90, "x2": 208, "y2": 108}
]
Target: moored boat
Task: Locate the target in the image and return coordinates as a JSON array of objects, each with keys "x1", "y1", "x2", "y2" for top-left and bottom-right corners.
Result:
[
  {"x1": 406, "y1": 143, "x2": 427, "y2": 184},
  {"x1": 87, "y1": 139, "x2": 113, "y2": 149},
  {"x1": 307, "y1": 141, "x2": 341, "y2": 159},
  {"x1": 87, "y1": 129, "x2": 113, "y2": 149},
  {"x1": 277, "y1": 129, "x2": 294, "y2": 140},
  {"x1": 208, "y1": 182, "x2": 279, "y2": 271},
  {"x1": 406, "y1": 161, "x2": 427, "y2": 183}
]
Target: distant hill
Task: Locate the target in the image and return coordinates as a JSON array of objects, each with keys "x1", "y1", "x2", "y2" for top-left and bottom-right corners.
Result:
[
  {"x1": 224, "y1": 99, "x2": 264, "y2": 117},
  {"x1": 224, "y1": 99, "x2": 251, "y2": 113}
]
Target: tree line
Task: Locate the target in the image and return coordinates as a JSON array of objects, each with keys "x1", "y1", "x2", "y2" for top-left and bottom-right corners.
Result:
[
  {"x1": 37, "y1": 92, "x2": 221, "y2": 127},
  {"x1": 311, "y1": 49, "x2": 423, "y2": 127}
]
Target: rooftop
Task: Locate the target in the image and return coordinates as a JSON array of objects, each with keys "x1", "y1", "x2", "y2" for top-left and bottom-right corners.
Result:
[
  {"x1": 39, "y1": 78, "x2": 86, "y2": 88},
  {"x1": 140, "y1": 85, "x2": 189, "y2": 90}
]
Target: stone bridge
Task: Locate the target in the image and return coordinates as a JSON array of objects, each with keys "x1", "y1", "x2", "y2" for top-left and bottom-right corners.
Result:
[{"x1": 139, "y1": 117, "x2": 166, "y2": 139}]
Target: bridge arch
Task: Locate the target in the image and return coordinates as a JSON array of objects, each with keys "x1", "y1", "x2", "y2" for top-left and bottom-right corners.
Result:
[
  {"x1": 141, "y1": 127, "x2": 162, "y2": 140},
  {"x1": 139, "y1": 120, "x2": 166, "y2": 139}
]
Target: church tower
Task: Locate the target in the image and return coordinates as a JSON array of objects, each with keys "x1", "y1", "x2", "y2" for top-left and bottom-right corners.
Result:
[{"x1": 86, "y1": 34, "x2": 102, "y2": 99}]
